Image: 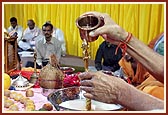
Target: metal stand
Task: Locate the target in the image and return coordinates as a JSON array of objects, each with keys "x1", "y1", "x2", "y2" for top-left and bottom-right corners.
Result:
[
  {"x1": 29, "y1": 51, "x2": 38, "y2": 84},
  {"x1": 81, "y1": 39, "x2": 91, "y2": 111}
]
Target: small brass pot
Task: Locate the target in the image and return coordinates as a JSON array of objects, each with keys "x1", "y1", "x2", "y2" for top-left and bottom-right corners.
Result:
[
  {"x1": 76, "y1": 14, "x2": 104, "y2": 42},
  {"x1": 29, "y1": 72, "x2": 38, "y2": 84}
]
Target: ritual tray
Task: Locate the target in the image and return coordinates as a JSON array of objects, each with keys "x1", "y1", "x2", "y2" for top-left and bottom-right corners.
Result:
[
  {"x1": 47, "y1": 86, "x2": 123, "y2": 111},
  {"x1": 60, "y1": 67, "x2": 75, "y2": 74}
]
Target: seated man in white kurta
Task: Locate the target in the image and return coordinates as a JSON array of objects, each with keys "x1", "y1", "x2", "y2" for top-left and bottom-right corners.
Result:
[{"x1": 18, "y1": 19, "x2": 42, "y2": 51}]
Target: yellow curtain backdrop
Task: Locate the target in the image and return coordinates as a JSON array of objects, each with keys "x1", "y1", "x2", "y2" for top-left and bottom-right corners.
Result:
[{"x1": 4, "y1": 3, "x2": 164, "y2": 60}]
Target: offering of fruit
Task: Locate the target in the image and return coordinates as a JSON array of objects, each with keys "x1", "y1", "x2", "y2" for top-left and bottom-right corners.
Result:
[
  {"x1": 4, "y1": 73, "x2": 11, "y2": 90},
  {"x1": 39, "y1": 54, "x2": 64, "y2": 89},
  {"x1": 42, "y1": 103, "x2": 53, "y2": 111}
]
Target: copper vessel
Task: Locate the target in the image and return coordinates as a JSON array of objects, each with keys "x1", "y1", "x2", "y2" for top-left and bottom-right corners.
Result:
[{"x1": 76, "y1": 14, "x2": 104, "y2": 42}]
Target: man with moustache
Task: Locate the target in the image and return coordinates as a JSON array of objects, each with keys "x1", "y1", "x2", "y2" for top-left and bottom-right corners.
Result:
[
  {"x1": 35, "y1": 23, "x2": 62, "y2": 68},
  {"x1": 46, "y1": 21, "x2": 66, "y2": 56}
]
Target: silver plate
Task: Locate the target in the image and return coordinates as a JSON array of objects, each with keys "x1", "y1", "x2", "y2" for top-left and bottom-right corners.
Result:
[
  {"x1": 60, "y1": 67, "x2": 75, "y2": 74},
  {"x1": 47, "y1": 86, "x2": 123, "y2": 111}
]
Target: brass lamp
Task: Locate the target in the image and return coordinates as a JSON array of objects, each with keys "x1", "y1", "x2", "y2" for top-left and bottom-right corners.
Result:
[{"x1": 29, "y1": 51, "x2": 39, "y2": 84}]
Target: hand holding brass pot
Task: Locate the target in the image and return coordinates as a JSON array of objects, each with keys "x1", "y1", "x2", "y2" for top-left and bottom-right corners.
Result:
[{"x1": 76, "y1": 14, "x2": 104, "y2": 42}]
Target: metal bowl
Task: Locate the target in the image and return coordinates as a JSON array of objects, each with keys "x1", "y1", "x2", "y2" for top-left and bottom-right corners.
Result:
[
  {"x1": 47, "y1": 86, "x2": 123, "y2": 111},
  {"x1": 12, "y1": 74, "x2": 29, "y2": 88},
  {"x1": 76, "y1": 14, "x2": 104, "y2": 42},
  {"x1": 60, "y1": 67, "x2": 75, "y2": 75}
]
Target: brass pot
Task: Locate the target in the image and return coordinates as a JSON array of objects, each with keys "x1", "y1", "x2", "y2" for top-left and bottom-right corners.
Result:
[
  {"x1": 76, "y1": 14, "x2": 104, "y2": 42},
  {"x1": 29, "y1": 72, "x2": 38, "y2": 84}
]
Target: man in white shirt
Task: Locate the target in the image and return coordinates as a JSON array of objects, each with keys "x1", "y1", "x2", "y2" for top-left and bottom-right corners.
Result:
[
  {"x1": 35, "y1": 22, "x2": 62, "y2": 68},
  {"x1": 7, "y1": 17, "x2": 23, "y2": 43},
  {"x1": 18, "y1": 19, "x2": 42, "y2": 51},
  {"x1": 46, "y1": 21, "x2": 66, "y2": 56}
]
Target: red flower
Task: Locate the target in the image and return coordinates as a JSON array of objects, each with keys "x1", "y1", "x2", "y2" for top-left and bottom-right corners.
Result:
[{"x1": 63, "y1": 73, "x2": 81, "y2": 87}]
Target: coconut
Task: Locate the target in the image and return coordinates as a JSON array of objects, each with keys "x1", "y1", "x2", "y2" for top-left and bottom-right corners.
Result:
[{"x1": 39, "y1": 54, "x2": 64, "y2": 89}]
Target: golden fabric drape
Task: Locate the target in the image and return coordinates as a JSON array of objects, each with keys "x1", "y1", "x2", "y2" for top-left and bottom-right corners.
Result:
[{"x1": 4, "y1": 3, "x2": 164, "y2": 60}]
